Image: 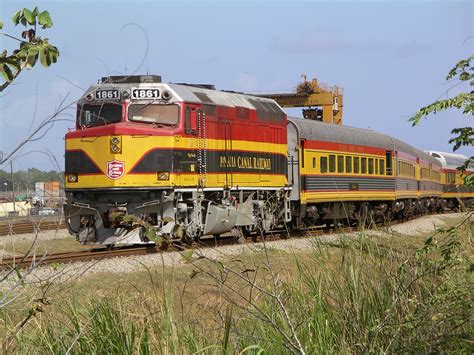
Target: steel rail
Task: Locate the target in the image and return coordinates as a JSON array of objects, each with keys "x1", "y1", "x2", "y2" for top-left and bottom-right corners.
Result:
[{"x1": 0, "y1": 211, "x2": 458, "y2": 271}]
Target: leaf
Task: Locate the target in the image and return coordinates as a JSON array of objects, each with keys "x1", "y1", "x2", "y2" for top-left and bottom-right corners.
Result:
[
  {"x1": 144, "y1": 228, "x2": 156, "y2": 240},
  {"x1": 23, "y1": 8, "x2": 35, "y2": 26},
  {"x1": 4, "y1": 57, "x2": 21, "y2": 71},
  {"x1": 239, "y1": 345, "x2": 265, "y2": 354},
  {"x1": 12, "y1": 10, "x2": 22, "y2": 25},
  {"x1": 0, "y1": 21, "x2": 3, "y2": 30},
  {"x1": 122, "y1": 214, "x2": 134, "y2": 223},
  {"x1": 1, "y1": 64, "x2": 14, "y2": 81},
  {"x1": 39, "y1": 47, "x2": 51, "y2": 67},
  {"x1": 38, "y1": 11, "x2": 53, "y2": 29},
  {"x1": 181, "y1": 249, "x2": 194, "y2": 263},
  {"x1": 189, "y1": 269, "x2": 200, "y2": 279},
  {"x1": 48, "y1": 46, "x2": 58, "y2": 64}
]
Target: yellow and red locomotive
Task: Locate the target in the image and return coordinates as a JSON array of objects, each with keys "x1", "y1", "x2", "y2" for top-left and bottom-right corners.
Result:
[
  {"x1": 64, "y1": 75, "x2": 290, "y2": 244},
  {"x1": 64, "y1": 75, "x2": 473, "y2": 245}
]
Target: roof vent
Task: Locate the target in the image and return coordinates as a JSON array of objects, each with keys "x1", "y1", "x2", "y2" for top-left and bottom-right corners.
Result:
[
  {"x1": 175, "y1": 83, "x2": 216, "y2": 90},
  {"x1": 100, "y1": 75, "x2": 162, "y2": 84}
]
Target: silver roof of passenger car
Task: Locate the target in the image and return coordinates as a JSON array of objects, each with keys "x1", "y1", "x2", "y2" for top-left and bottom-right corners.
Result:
[
  {"x1": 288, "y1": 117, "x2": 393, "y2": 149},
  {"x1": 426, "y1": 151, "x2": 473, "y2": 171},
  {"x1": 288, "y1": 117, "x2": 441, "y2": 167}
]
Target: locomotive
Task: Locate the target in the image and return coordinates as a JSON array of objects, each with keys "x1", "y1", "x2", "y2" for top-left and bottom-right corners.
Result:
[{"x1": 63, "y1": 75, "x2": 473, "y2": 245}]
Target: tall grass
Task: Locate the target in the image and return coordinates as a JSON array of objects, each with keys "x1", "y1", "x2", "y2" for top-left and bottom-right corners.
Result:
[{"x1": 5, "y1": 217, "x2": 473, "y2": 354}]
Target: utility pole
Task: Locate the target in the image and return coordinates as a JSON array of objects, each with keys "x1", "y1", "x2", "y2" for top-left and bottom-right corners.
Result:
[{"x1": 10, "y1": 161, "x2": 16, "y2": 215}]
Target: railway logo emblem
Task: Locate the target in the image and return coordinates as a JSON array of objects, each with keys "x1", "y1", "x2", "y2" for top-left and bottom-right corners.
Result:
[{"x1": 106, "y1": 160, "x2": 125, "y2": 180}]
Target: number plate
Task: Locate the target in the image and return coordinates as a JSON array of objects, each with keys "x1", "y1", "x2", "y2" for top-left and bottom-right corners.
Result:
[
  {"x1": 95, "y1": 90, "x2": 119, "y2": 100},
  {"x1": 131, "y1": 88, "x2": 160, "y2": 99}
]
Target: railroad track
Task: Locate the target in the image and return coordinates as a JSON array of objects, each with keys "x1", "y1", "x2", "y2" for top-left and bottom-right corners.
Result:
[
  {"x1": 0, "y1": 220, "x2": 66, "y2": 236},
  {"x1": 0, "y1": 211, "x2": 460, "y2": 271},
  {"x1": 0, "y1": 236, "x2": 237, "y2": 270}
]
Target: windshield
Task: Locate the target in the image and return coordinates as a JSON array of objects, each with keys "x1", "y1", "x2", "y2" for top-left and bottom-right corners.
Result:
[
  {"x1": 128, "y1": 104, "x2": 179, "y2": 125},
  {"x1": 78, "y1": 104, "x2": 122, "y2": 127}
]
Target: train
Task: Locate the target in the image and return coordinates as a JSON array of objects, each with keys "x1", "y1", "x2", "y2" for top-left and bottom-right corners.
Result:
[{"x1": 63, "y1": 75, "x2": 473, "y2": 245}]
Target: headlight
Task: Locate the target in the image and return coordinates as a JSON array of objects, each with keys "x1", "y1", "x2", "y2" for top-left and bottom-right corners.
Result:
[
  {"x1": 157, "y1": 172, "x2": 170, "y2": 181},
  {"x1": 67, "y1": 173, "x2": 78, "y2": 183},
  {"x1": 110, "y1": 136, "x2": 122, "y2": 154}
]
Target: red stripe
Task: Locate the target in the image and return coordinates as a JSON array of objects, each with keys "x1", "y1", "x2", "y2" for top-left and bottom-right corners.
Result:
[
  {"x1": 301, "y1": 173, "x2": 394, "y2": 179},
  {"x1": 396, "y1": 151, "x2": 417, "y2": 163},
  {"x1": 303, "y1": 189, "x2": 393, "y2": 193},
  {"x1": 128, "y1": 172, "x2": 287, "y2": 176},
  {"x1": 66, "y1": 112, "x2": 287, "y2": 144},
  {"x1": 303, "y1": 140, "x2": 387, "y2": 155}
]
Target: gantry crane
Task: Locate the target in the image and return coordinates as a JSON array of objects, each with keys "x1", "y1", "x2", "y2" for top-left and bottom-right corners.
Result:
[{"x1": 258, "y1": 75, "x2": 343, "y2": 125}]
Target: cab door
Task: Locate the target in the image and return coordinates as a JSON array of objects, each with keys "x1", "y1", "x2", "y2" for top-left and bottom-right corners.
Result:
[{"x1": 217, "y1": 121, "x2": 233, "y2": 187}]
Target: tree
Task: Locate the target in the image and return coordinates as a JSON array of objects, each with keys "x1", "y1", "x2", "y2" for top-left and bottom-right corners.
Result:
[
  {"x1": 0, "y1": 7, "x2": 59, "y2": 92},
  {"x1": 409, "y1": 56, "x2": 473, "y2": 184}
]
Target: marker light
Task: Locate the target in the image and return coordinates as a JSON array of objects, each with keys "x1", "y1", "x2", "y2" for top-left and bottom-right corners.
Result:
[
  {"x1": 67, "y1": 174, "x2": 78, "y2": 183},
  {"x1": 157, "y1": 172, "x2": 170, "y2": 181}
]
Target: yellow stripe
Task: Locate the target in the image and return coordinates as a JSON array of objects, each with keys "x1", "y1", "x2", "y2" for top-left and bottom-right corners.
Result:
[
  {"x1": 67, "y1": 173, "x2": 288, "y2": 189},
  {"x1": 66, "y1": 136, "x2": 288, "y2": 155},
  {"x1": 65, "y1": 135, "x2": 288, "y2": 189},
  {"x1": 302, "y1": 191, "x2": 396, "y2": 203}
]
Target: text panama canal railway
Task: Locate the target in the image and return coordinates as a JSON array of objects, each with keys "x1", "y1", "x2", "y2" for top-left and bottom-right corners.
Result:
[{"x1": 63, "y1": 75, "x2": 473, "y2": 245}]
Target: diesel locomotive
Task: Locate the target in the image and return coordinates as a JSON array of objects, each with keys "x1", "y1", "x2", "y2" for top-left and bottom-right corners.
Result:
[{"x1": 64, "y1": 75, "x2": 473, "y2": 245}]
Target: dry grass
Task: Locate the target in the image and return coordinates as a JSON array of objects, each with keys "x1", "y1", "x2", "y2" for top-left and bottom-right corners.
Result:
[{"x1": 0, "y1": 214, "x2": 472, "y2": 353}]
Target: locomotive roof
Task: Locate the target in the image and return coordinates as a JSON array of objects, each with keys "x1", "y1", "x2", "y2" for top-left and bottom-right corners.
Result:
[
  {"x1": 167, "y1": 83, "x2": 279, "y2": 110},
  {"x1": 288, "y1": 117, "x2": 440, "y2": 166},
  {"x1": 80, "y1": 81, "x2": 280, "y2": 112}
]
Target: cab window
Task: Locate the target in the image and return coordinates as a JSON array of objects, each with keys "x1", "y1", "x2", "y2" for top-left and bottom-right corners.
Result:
[{"x1": 128, "y1": 104, "x2": 179, "y2": 125}]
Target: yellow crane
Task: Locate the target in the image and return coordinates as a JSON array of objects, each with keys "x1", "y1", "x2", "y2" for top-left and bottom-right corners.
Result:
[{"x1": 258, "y1": 75, "x2": 343, "y2": 125}]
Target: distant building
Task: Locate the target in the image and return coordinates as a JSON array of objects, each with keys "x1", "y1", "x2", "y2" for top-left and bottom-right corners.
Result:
[{"x1": 0, "y1": 201, "x2": 30, "y2": 217}]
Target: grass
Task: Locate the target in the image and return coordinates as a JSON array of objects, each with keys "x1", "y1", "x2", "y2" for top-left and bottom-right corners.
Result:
[
  {"x1": 0, "y1": 235, "x2": 86, "y2": 256},
  {"x1": 0, "y1": 214, "x2": 472, "y2": 353}
]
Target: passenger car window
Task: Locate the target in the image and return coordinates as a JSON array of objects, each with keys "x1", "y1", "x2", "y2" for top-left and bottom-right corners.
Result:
[
  {"x1": 329, "y1": 155, "x2": 336, "y2": 173},
  {"x1": 361, "y1": 157, "x2": 367, "y2": 174},
  {"x1": 345, "y1": 156, "x2": 352, "y2": 173},
  {"x1": 320, "y1": 156, "x2": 328, "y2": 173},
  {"x1": 368, "y1": 158, "x2": 374, "y2": 174},
  {"x1": 337, "y1": 155, "x2": 344, "y2": 173},
  {"x1": 354, "y1": 157, "x2": 360, "y2": 174}
]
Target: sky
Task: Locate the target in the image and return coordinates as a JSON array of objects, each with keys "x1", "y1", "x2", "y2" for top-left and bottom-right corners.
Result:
[{"x1": 0, "y1": 0, "x2": 473, "y2": 171}]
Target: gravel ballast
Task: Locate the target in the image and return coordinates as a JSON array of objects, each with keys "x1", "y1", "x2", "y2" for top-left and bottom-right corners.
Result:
[{"x1": 1, "y1": 212, "x2": 470, "y2": 286}]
